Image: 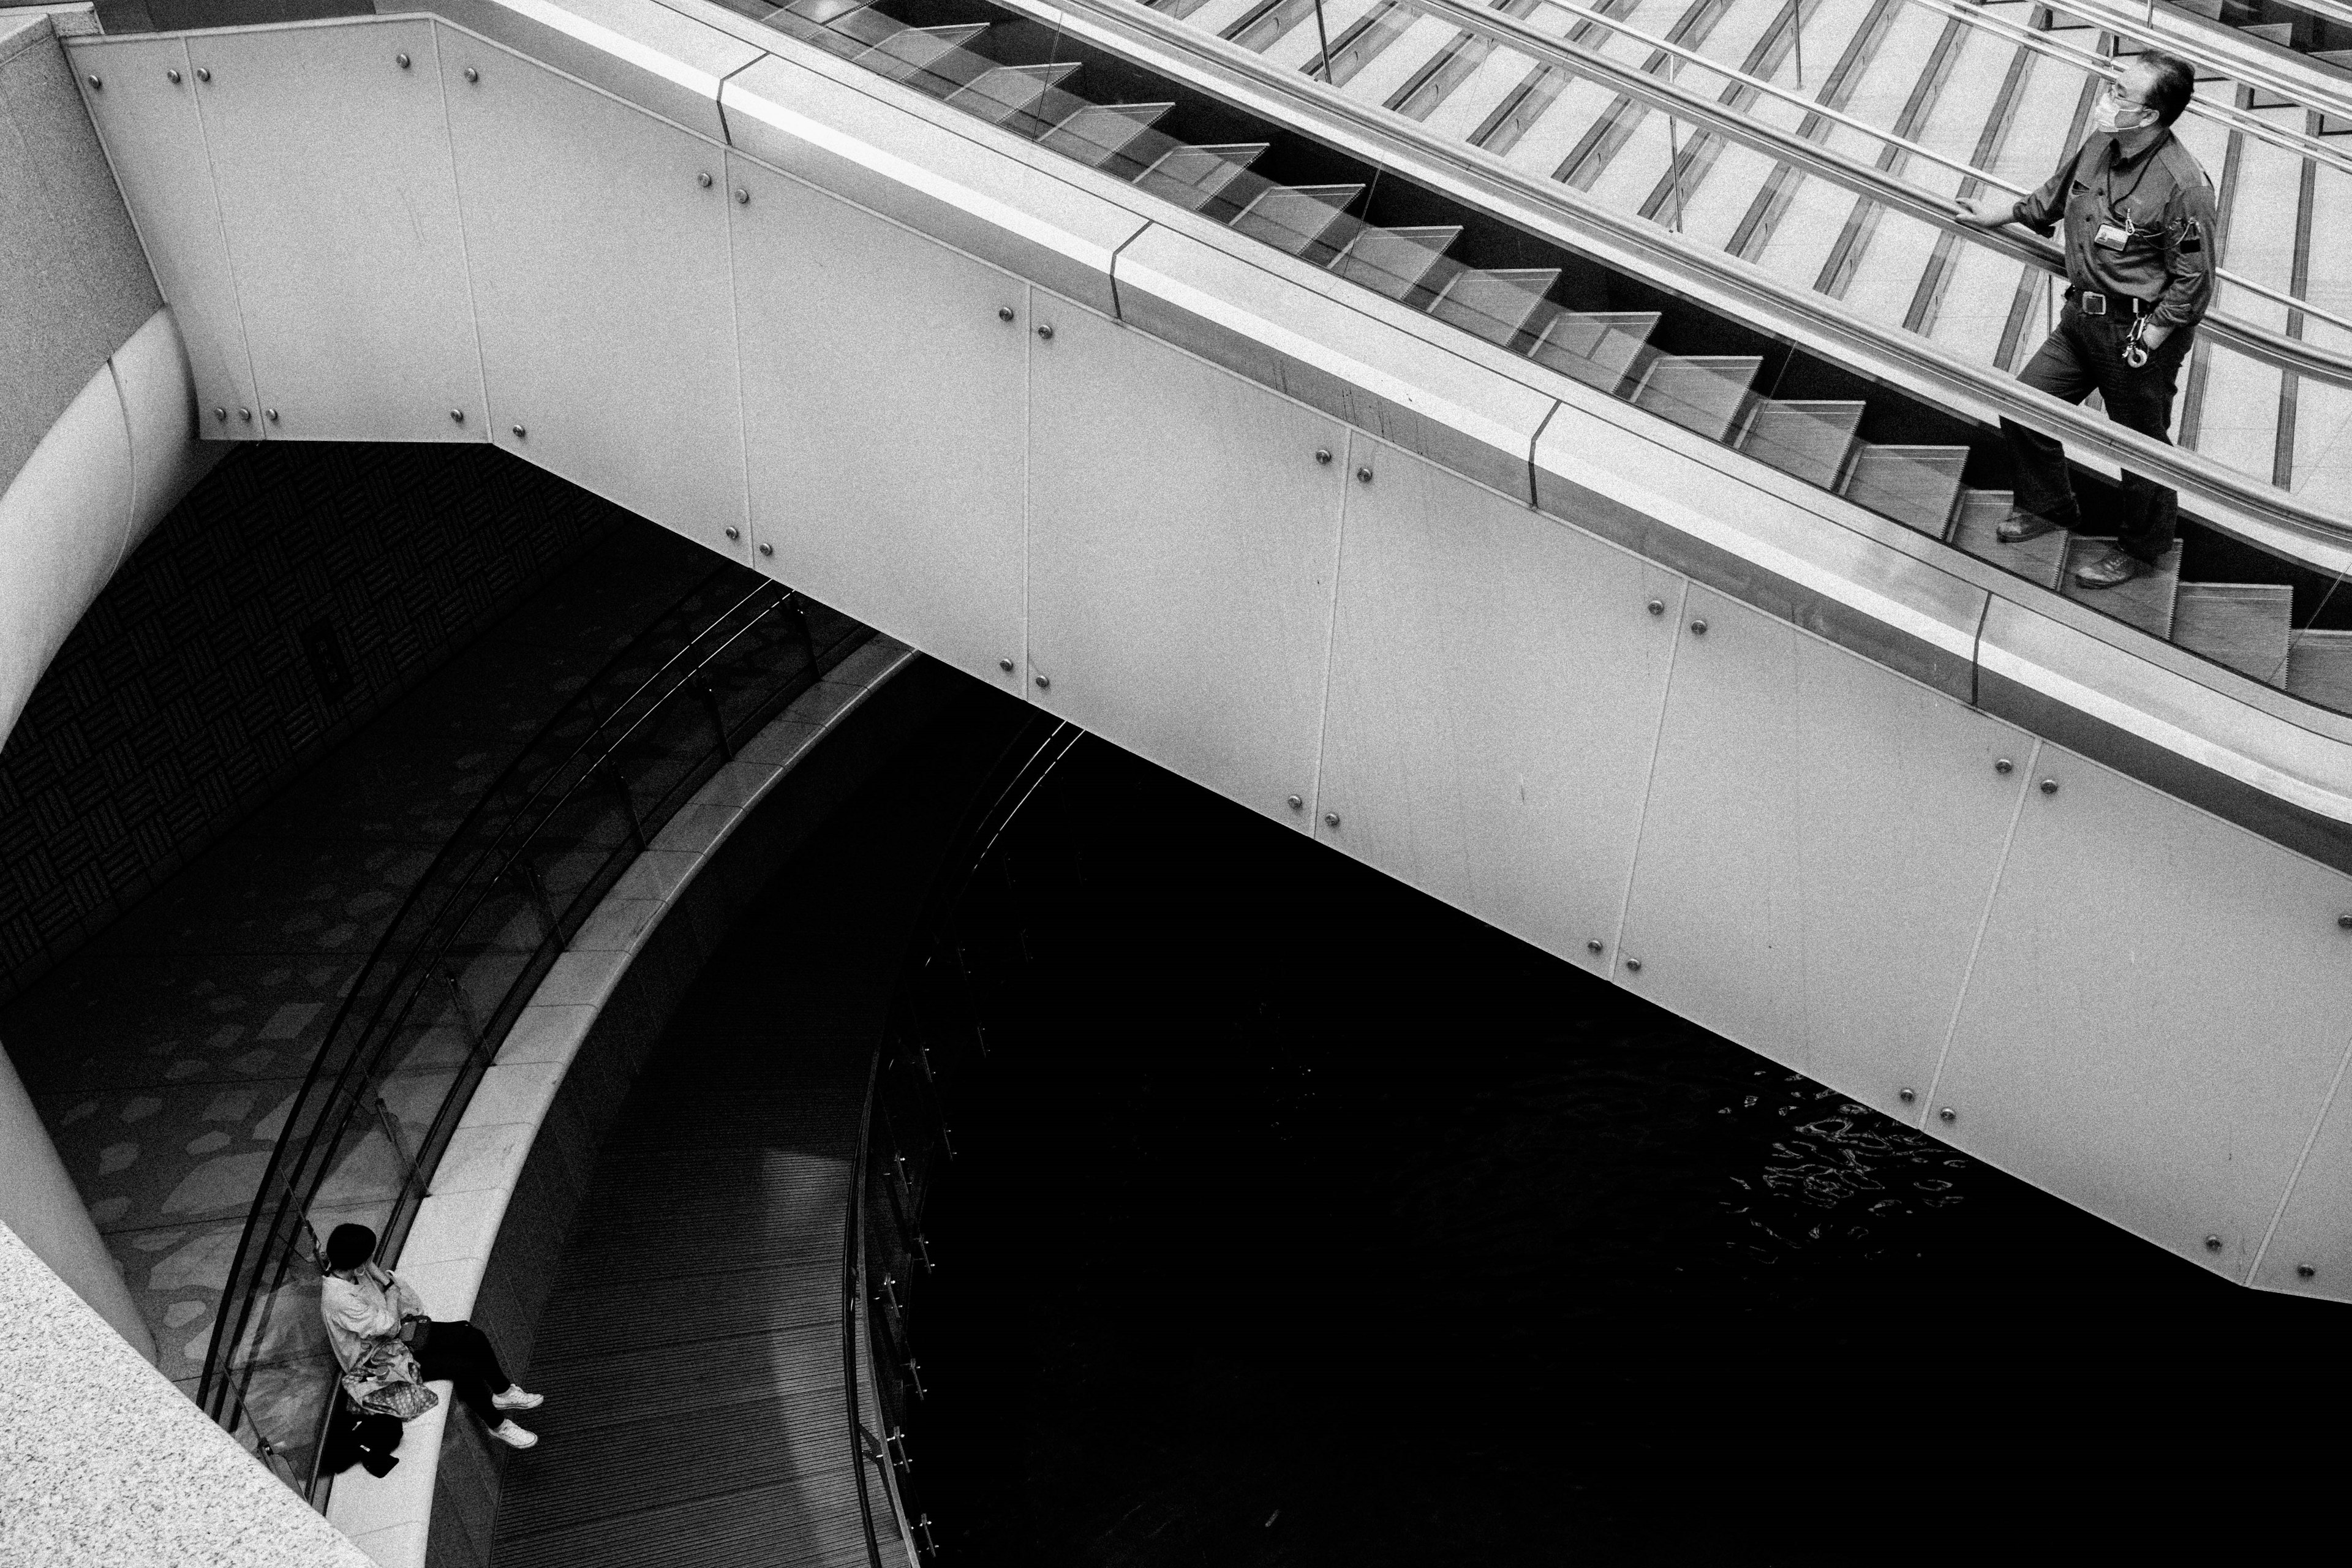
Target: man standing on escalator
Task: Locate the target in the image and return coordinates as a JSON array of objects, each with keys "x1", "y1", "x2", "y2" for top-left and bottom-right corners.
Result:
[{"x1": 1954, "y1": 51, "x2": 2217, "y2": 591}]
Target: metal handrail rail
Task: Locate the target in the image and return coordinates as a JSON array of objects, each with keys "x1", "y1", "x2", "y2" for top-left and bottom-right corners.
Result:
[
  {"x1": 198, "y1": 574, "x2": 841, "y2": 1490},
  {"x1": 1053, "y1": 0, "x2": 2352, "y2": 559},
  {"x1": 1892, "y1": 0, "x2": 2352, "y2": 178},
  {"x1": 1392, "y1": 0, "x2": 2352, "y2": 367}
]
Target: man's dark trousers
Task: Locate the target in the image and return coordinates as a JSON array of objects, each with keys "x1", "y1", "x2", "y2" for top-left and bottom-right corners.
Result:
[{"x1": 2000, "y1": 304, "x2": 2195, "y2": 565}]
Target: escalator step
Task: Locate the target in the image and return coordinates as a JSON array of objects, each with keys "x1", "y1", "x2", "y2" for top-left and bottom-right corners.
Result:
[
  {"x1": 1229, "y1": 183, "x2": 1364, "y2": 260},
  {"x1": 1426, "y1": 267, "x2": 1561, "y2": 347},
  {"x1": 855, "y1": 23, "x2": 992, "y2": 95},
  {"x1": 2287, "y1": 630, "x2": 2352, "y2": 712},
  {"x1": 1630, "y1": 355, "x2": 1763, "y2": 443},
  {"x1": 1039, "y1": 102, "x2": 1175, "y2": 173},
  {"x1": 1328, "y1": 225, "x2": 1461, "y2": 302},
  {"x1": 1950, "y1": 489, "x2": 2065, "y2": 590},
  {"x1": 1528, "y1": 311, "x2": 1660, "y2": 394},
  {"x1": 2172, "y1": 582, "x2": 2294, "y2": 683},
  {"x1": 1738, "y1": 399, "x2": 1865, "y2": 491},
  {"x1": 1839, "y1": 444, "x2": 1967, "y2": 539},
  {"x1": 1134, "y1": 143, "x2": 1269, "y2": 211},
  {"x1": 2061, "y1": 537, "x2": 2181, "y2": 638},
  {"x1": 945, "y1": 62, "x2": 1082, "y2": 127}
]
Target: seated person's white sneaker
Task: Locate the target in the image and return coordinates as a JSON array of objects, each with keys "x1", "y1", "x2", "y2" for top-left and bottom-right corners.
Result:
[
  {"x1": 490, "y1": 1420, "x2": 539, "y2": 1449},
  {"x1": 493, "y1": 1385, "x2": 545, "y2": 1411}
]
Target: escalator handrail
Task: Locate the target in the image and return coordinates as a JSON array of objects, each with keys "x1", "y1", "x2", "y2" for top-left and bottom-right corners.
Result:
[
  {"x1": 1894, "y1": 0, "x2": 2352, "y2": 179},
  {"x1": 1390, "y1": 0, "x2": 2352, "y2": 378},
  {"x1": 1028, "y1": 0, "x2": 2352, "y2": 562}
]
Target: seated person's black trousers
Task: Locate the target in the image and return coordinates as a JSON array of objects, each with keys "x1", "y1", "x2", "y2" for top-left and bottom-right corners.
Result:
[
  {"x1": 1999, "y1": 307, "x2": 2195, "y2": 566},
  {"x1": 413, "y1": 1320, "x2": 514, "y2": 1423}
]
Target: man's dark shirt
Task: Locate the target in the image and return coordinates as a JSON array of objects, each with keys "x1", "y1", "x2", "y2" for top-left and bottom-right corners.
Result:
[{"x1": 2010, "y1": 127, "x2": 2219, "y2": 330}]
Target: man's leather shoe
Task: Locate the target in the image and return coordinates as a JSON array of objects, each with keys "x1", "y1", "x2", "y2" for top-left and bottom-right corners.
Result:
[
  {"x1": 2073, "y1": 548, "x2": 2152, "y2": 590},
  {"x1": 1997, "y1": 509, "x2": 2067, "y2": 544}
]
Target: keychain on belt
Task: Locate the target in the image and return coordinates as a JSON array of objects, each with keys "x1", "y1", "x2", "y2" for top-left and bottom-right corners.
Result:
[{"x1": 2123, "y1": 316, "x2": 2152, "y2": 369}]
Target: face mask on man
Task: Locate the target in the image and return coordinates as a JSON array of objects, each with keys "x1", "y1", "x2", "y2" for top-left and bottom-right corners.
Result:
[{"x1": 2092, "y1": 83, "x2": 2157, "y2": 137}]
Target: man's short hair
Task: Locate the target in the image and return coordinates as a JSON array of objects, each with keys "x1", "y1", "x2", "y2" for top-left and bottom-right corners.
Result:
[{"x1": 2134, "y1": 51, "x2": 2196, "y2": 126}]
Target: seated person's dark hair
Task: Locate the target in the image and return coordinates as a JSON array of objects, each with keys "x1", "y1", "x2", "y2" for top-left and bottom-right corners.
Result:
[
  {"x1": 326, "y1": 1223, "x2": 378, "y2": 1272},
  {"x1": 2140, "y1": 52, "x2": 2195, "y2": 125}
]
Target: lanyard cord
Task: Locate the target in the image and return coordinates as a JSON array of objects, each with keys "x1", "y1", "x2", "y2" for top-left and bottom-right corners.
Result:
[{"x1": 2100, "y1": 134, "x2": 2163, "y2": 227}]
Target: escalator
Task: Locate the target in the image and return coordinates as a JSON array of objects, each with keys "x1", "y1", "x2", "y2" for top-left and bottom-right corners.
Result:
[{"x1": 717, "y1": 0, "x2": 2352, "y2": 707}]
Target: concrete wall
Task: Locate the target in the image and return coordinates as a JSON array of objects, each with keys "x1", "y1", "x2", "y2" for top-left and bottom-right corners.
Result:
[{"x1": 53, "y1": 2, "x2": 2352, "y2": 1315}]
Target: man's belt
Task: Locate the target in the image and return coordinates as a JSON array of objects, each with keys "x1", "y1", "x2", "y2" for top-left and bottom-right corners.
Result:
[{"x1": 2067, "y1": 288, "x2": 2152, "y2": 317}]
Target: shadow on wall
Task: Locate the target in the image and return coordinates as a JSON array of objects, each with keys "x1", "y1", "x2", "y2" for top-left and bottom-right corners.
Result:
[{"x1": 0, "y1": 442, "x2": 633, "y2": 1006}]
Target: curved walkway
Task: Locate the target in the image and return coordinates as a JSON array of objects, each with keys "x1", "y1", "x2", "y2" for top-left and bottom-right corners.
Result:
[
  {"x1": 1, "y1": 517, "x2": 713, "y2": 1393},
  {"x1": 481, "y1": 686, "x2": 1022, "y2": 1568}
]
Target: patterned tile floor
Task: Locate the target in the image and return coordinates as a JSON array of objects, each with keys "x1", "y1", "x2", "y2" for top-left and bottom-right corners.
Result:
[{"x1": 2, "y1": 521, "x2": 711, "y2": 1398}]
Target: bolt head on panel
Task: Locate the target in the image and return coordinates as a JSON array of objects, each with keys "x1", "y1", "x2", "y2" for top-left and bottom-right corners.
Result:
[
  {"x1": 1354, "y1": 466, "x2": 1373, "y2": 483},
  {"x1": 1624, "y1": 958, "x2": 1642, "y2": 973},
  {"x1": 167, "y1": 69, "x2": 181, "y2": 84},
  {"x1": 2040, "y1": 778, "x2": 2059, "y2": 795},
  {"x1": 512, "y1": 424, "x2": 526, "y2": 439},
  {"x1": 2298, "y1": 1264, "x2": 2317, "y2": 1279},
  {"x1": 758, "y1": 543, "x2": 774, "y2": 557},
  {"x1": 1035, "y1": 675, "x2": 1050, "y2": 690},
  {"x1": 86, "y1": 74, "x2": 101, "y2": 89},
  {"x1": 1898, "y1": 1088, "x2": 1916, "y2": 1103},
  {"x1": 998, "y1": 658, "x2": 1014, "y2": 673},
  {"x1": 1324, "y1": 812, "x2": 1340, "y2": 827},
  {"x1": 1938, "y1": 1107, "x2": 1956, "y2": 1123},
  {"x1": 735, "y1": 188, "x2": 750, "y2": 205},
  {"x1": 2204, "y1": 1235, "x2": 2224, "y2": 1253},
  {"x1": 195, "y1": 66, "x2": 209, "y2": 81},
  {"x1": 1646, "y1": 598, "x2": 1664, "y2": 616},
  {"x1": 998, "y1": 307, "x2": 1015, "y2": 322},
  {"x1": 464, "y1": 66, "x2": 479, "y2": 83},
  {"x1": 396, "y1": 52, "x2": 410, "y2": 69},
  {"x1": 723, "y1": 526, "x2": 740, "y2": 541},
  {"x1": 1994, "y1": 758, "x2": 2013, "y2": 774},
  {"x1": 1585, "y1": 940, "x2": 1602, "y2": 954},
  {"x1": 1287, "y1": 795, "x2": 1303, "y2": 810},
  {"x1": 1690, "y1": 619, "x2": 1708, "y2": 635}
]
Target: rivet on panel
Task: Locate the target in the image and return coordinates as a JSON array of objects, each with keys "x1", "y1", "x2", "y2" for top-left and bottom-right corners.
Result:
[
  {"x1": 697, "y1": 172, "x2": 712, "y2": 189},
  {"x1": 511, "y1": 423, "x2": 526, "y2": 439},
  {"x1": 1035, "y1": 675, "x2": 1050, "y2": 690},
  {"x1": 264, "y1": 408, "x2": 279, "y2": 423},
  {"x1": 1690, "y1": 619, "x2": 1708, "y2": 635},
  {"x1": 238, "y1": 407, "x2": 252, "y2": 423},
  {"x1": 2040, "y1": 778, "x2": 2059, "y2": 795},
  {"x1": 1324, "y1": 812, "x2": 1340, "y2": 827},
  {"x1": 1625, "y1": 958, "x2": 1642, "y2": 973},
  {"x1": 2297, "y1": 1264, "x2": 2317, "y2": 1280},
  {"x1": 450, "y1": 409, "x2": 464, "y2": 424},
  {"x1": 396, "y1": 52, "x2": 410, "y2": 69},
  {"x1": 167, "y1": 69, "x2": 181, "y2": 84},
  {"x1": 2337, "y1": 914, "x2": 2352, "y2": 930},
  {"x1": 87, "y1": 74, "x2": 102, "y2": 89},
  {"x1": 723, "y1": 526, "x2": 739, "y2": 541},
  {"x1": 1898, "y1": 1087, "x2": 1916, "y2": 1104},
  {"x1": 212, "y1": 407, "x2": 227, "y2": 423},
  {"x1": 1647, "y1": 598, "x2": 1664, "y2": 616},
  {"x1": 1994, "y1": 758, "x2": 2013, "y2": 775},
  {"x1": 997, "y1": 306, "x2": 1014, "y2": 322},
  {"x1": 1585, "y1": 940, "x2": 1602, "y2": 955},
  {"x1": 2204, "y1": 1235, "x2": 2223, "y2": 1253},
  {"x1": 463, "y1": 66, "x2": 479, "y2": 83},
  {"x1": 758, "y1": 542, "x2": 774, "y2": 557},
  {"x1": 1938, "y1": 1107, "x2": 1956, "y2": 1124},
  {"x1": 734, "y1": 187, "x2": 750, "y2": 205},
  {"x1": 999, "y1": 658, "x2": 1015, "y2": 674},
  {"x1": 1314, "y1": 448, "x2": 1332, "y2": 465},
  {"x1": 1036, "y1": 323, "x2": 1054, "y2": 341},
  {"x1": 1355, "y1": 466, "x2": 1373, "y2": 483},
  {"x1": 1286, "y1": 795, "x2": 1303, "y2": 811},
  {"x1": 195, "y1": 66, "x2": 209, "y2": 81}
]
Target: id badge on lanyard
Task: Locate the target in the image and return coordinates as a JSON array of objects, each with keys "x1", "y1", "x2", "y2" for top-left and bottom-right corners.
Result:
[{"x1": 2094, "y1": 219, "x2": 2134, "y2": 252}]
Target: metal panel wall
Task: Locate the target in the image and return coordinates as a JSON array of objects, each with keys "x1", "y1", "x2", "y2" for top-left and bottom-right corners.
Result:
[
  {"x1": 189, "y1": 20, "x2": 482, "y2": 443},
  {"x1": 1027, "y1": 304, "x2": 1348, "y2": 827},
  {"x1": 1934, "y1": 747, "x2": 2352, "y2": 1278},
  {"x1": 439, "y1": 26, "x2": 749, "y2": 560},
  {"x1": 68, "y1": 34, "x2": 260, "y2": 441},
  {"x1": 1617, "y1": 589, "x2": 2033, "y2": 1120},
  {"x1": 729, "y1": 155, "x2": 1028, "y2": 695},
  {"x1": 1314, "y1": 438, "x2": 1683, "y2": 974},
  {"x1": 2251, "y1": 1069, "x2": 2352, "y2": 1297}
]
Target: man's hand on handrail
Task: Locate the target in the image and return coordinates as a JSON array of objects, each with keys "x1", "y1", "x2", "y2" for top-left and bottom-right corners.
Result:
[{"x1": 1952, "y1": 197, "x2": 2015, "y2": 231}]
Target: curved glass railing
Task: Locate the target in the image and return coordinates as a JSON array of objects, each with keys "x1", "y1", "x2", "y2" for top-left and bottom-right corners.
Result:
[
  {"x1": 845, "y1": 717, "x2": 1083, "y2": 1564},
  {"x1": 713, "y1": 0, "x2": 2352, "y2": 712},
  {"x1": 200, "y1": 567, "x2": 870, "y2": 1497}
]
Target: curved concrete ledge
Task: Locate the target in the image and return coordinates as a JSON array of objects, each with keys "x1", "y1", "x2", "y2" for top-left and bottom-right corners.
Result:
[
  {"x1": 0, "y1": 306, "x2": 216, "y2": 745},
  {"x1": 323, "y1": 635, "x2": 952, "y2": 1568}
]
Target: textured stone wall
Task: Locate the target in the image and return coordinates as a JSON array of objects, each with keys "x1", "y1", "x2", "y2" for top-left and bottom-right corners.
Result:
[{"x1": 0, "y1": 441, "x2": 626, "y2": 1003}]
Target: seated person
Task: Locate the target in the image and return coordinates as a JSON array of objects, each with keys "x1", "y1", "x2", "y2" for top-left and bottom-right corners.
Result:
[{"x1": 319, "y1": 1222, "x2": 545, "y2": 1450}]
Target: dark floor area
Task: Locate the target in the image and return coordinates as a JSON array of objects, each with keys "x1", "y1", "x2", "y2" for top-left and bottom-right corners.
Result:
[
  {"x1": 904, "y1": 737, "x2": 2352, "y2": 1564},
  {"x1": 489, "y1": 685, "x2": 1031, "y2": 1568}
]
